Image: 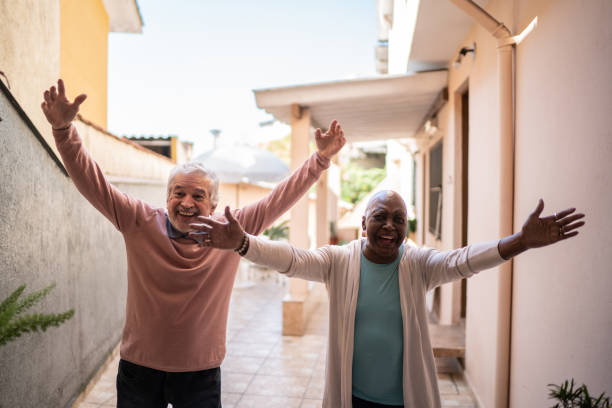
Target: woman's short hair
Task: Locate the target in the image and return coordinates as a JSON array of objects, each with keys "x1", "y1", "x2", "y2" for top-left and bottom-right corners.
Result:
[{"x1": 167, "y1": 162, "x2": 219, "y2": 206}]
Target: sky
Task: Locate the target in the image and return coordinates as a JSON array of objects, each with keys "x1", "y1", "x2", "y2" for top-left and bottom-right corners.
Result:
[{"x1": 108, "y1": 0, "x2": 378, "y2": 157}]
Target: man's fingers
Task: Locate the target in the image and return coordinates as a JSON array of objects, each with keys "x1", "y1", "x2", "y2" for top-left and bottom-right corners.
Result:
[
  {"x1": 329, "y1": 119, "x2": 337, "y2": 134},
  {"x1": 193, "y1": 216, "x2": 225, "y2": 228},
  {"x1": 189, "y1": 222, "x2": 213, "y2": 231},
  {"x1": 73, "y1": 94, "x2": 87, "y2": 108},
  {"x1": 44, "y1": 90, "x2": 51, "y2": 104},
  {"x1": 314, "y1": 128, "x2": 322, "y2": 141},
  {"x1": 58, "y1": 79, "x2": 66, "y2": 97},
  {"x1": 224, "y1": 206, "x2": 240, "y2": 226},
  {"x1": 50, "y1": 86, "x2": 58, "y2": 101}
]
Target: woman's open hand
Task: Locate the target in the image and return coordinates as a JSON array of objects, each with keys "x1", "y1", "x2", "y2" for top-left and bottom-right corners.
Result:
[{"x1": 520, "y1": 199, "x2": 585, "y2": 249}]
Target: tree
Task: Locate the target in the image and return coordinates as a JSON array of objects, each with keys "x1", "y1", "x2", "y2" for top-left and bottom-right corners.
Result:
[{"x1": 341, "y1": 163, "x2": 386, "y2": 205}]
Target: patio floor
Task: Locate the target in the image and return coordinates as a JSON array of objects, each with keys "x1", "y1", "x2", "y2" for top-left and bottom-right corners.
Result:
[{"x1": 73, "y1": 279, "x2": 478, "y2": 407}]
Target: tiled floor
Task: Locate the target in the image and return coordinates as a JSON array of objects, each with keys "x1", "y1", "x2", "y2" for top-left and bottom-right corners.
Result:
[{"x1": 74, "y1": 280, "x2": 477, "y2": 407}]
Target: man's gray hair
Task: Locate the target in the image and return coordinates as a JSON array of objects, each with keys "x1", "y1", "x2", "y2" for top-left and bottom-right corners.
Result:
[{"x1": 167, "y1": 162, "x2": 220, "y2": 206}]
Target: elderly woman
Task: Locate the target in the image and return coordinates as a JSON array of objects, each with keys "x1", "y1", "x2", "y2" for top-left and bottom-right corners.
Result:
[{"x1": 191, "y1": 190, "x2": 584, "y2": 408}]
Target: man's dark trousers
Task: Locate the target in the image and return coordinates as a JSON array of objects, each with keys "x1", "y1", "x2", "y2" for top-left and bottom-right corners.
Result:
[{"x1": 116, "y1": 359, "x2": 222, "y2": 408}]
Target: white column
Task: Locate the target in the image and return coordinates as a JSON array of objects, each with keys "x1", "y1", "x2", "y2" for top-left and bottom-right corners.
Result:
[
  {"x1": 283, "y1": 103, "x2": 311, "y2": 335},
  {"x1": 316, "y1": 171, "x2": 329, "y2": 247}
]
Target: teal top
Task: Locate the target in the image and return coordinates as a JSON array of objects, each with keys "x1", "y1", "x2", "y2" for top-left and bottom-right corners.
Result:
[{"x1": 352, "y1": 245, "x2": 405, "y2": 405}]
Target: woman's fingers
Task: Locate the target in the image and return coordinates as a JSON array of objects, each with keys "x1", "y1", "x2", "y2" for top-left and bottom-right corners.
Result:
[
  {"x1": 531, "y1": 199, "x2": 544, "y2": 218},
  {"x1": 562, "y1": 221, "x2": 585, "y2": 233},
  {"x1": 554, "y1": 207, "x2": 576, "y2": 220},
  {"x1": 559, "y1": 231, "x2": 579, "y2": 240},
  {"x1": 558, "y1": 213, "x2": 585, "y2": 226}
]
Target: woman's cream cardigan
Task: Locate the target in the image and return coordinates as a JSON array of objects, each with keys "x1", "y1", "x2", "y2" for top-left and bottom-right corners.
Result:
[{"x1": 244, "y1": 236, "x2": 505, "y2": 408}]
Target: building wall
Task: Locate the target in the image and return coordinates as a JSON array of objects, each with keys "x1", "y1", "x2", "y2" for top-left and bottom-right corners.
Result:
[
  {"x1": 446, "y1": 17, "x2": 507, "y2": 407},
  {"x1": 60, "y1": 0, "x2": 109, "y2": 128},
  {"x1": 416, "y1": 0, "x2": 612, "y2": 406},
  {"x1": 510, "y1": 0, "x2": 612, "y2": 406},
  {"x1": 0, "y1": 0, "x2": 61, "y2": 149},
  {"x1": 75, "y1": 120, "x2": 175, "y2": 181},
  {"x1": 217, "y1": 183, "x2": 273, "y2": 211},
  {"x1": 1, "y1": 0, "x2": 168, "y2": 183},
  {"x1": 0, "y1": 86, "x2": 166, "y2": 407}
]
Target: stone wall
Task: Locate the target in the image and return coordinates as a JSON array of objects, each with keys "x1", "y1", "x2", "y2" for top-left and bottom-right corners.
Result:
[{"x1": 0, "y1": 80, "x2": 165, "y2": 407}]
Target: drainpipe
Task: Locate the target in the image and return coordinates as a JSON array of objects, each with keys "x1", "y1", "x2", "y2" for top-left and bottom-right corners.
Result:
[{"x1": 447, "y1": 1, "x2": 514, "y2": 407}]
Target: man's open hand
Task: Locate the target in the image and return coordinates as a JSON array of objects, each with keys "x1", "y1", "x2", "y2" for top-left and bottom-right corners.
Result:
[
  {"x1": 41, "y1": 79, "x2": 87, "y2": 129},
  {"x1": 315, "y1": 120, "x2": 346, "y2": 159},
  {"x1": 189, "y1": 207, "x2": 246, "y2": 250}
]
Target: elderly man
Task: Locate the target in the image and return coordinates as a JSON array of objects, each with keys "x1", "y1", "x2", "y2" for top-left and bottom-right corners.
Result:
[
  {"x1": 193, "y1": 190, "x2": 584, "y2": 408},
  {"x1": 41, "y1": 79, "x2": 345, "y2": 407}
]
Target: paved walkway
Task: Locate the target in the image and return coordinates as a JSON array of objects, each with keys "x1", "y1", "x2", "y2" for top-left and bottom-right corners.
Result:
[{"x1": 74, "y1": 279, "x2": 477, "y2": 407}]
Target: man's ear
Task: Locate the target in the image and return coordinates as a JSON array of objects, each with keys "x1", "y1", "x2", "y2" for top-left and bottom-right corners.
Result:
[
  {"x1": 361, "y1": 216, "x2": 366, "y2": 233},
  {"x1": 209, "y1": 204, "x2": 217, "y2": 215}
]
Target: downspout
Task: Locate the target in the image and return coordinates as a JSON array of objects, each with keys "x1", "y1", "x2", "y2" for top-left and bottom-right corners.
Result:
[{"x1": 448, "y1": 1, "x2": 515, "y2": 407}]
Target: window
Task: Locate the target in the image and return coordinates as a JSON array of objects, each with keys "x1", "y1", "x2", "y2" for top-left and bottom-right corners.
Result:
[{"x1": 429, "y1": 141, "x2": 443, "y2": 239}]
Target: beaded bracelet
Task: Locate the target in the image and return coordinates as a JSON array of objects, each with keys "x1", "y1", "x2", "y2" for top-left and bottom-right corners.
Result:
[{"x1": 234, "y1": 234, "x2": 249, "y2": 256}]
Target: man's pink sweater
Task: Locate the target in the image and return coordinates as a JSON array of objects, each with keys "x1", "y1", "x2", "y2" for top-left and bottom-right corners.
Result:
[{"x1": 53, "y1": 125, "x2": 329, "y2": 372}]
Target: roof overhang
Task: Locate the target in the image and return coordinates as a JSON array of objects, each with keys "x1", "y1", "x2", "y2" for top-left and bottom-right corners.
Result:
[
  {"x1": 407, "y1": 0, "x2": 486, "y2": 71},
  {"x1": 253, "y1": 70, "x2": 448, "y2": 141},
  {"x1": 103, "y1": 0, "x2": 144, "y2": 33}
]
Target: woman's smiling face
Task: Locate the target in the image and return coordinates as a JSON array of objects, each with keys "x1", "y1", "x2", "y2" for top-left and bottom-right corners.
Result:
[{"x1": 361, "y1": 191, "x2": 407, "y2": 264}]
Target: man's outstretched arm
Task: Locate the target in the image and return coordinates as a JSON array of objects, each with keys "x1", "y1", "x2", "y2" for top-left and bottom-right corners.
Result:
[
  {"x1": 235, "y1": 120, "x2": 346, "y2": 235},
  {"x1": 41, "y1": 79, "x2": 142, "y2": 231}
]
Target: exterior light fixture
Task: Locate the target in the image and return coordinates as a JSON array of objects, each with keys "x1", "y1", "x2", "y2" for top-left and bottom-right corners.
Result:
[
  {"x1": 425, "y1": 119, "x2": 438, "y2": 136},
  {"x1": 453, "y1": 42, "x2": 476, "y2": 68}
]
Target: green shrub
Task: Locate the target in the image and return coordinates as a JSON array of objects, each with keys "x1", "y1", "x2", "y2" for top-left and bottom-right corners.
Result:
[
  {"x1": 341, "y1": 163, "x2": 386, "y2": 205},
  {"x1": 408, "y1": 218, "x2": 417, "y2": 234},
  {"x1": 548, "y1": 379, "x2": 610, "y2": 408},
  {"x1": 0, "y1": 283, "x2": 74, "y2": 346},
  {"x1": 263, "y1": 220, "x2": 289, "y2": 241}
]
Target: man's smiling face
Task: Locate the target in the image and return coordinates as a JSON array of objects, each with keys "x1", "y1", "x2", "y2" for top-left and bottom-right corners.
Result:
[
  {"x1": 166, "y1": 172, "x2": 216, "y2": 233},
  {"x1": 361, "y1": 191, "x2": 407, "y2": 264}
]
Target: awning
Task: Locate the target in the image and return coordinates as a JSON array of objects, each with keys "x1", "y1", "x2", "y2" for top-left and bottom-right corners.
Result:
[{"x1": 253, "y1": 70, "x2": 448, "y2": 142}]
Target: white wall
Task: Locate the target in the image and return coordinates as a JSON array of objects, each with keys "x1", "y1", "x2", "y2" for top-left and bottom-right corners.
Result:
[{"x1": 510, "y1": 0, "x2": 612, "y2": 406}]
